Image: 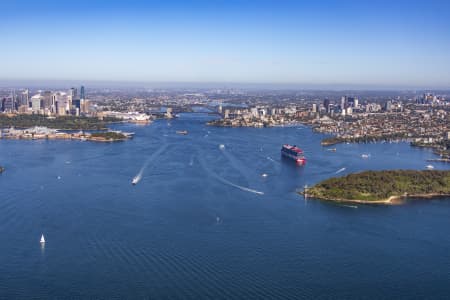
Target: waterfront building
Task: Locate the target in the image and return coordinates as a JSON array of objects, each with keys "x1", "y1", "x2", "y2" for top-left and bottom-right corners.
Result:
[{"x1": 166, "y1": 107, "x2": 173, "y2": 118}]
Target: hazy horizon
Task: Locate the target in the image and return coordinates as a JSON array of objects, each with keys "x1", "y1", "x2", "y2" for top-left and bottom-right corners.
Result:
[
  {"x1": 2, "y1": 0, "x2": 450, "y2": 88},
  {"x1": 0, "y1": 79, "x2": 449, "y2": 92}
]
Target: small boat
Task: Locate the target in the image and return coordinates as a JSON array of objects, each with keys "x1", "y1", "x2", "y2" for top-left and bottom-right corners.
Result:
[
  {"x1": 132, "y1": 175, "x2": 140, "y2": 185},
  {"x1": 40, "y1": 234, "x2": 45, "y2": 244},
  {"x1": 361, "y1": 154, "x2": 370, "y2": 159},
  {"x1": 327, "y1": 148, "x2": 337, "y2": 152},
  {"x1": 261, "y1": 173, "x2": 268, "y2": 178},
  {"x1": 426, "y1": 165, "x2": 434, "y2": 170},
  {"x1": 219, "y1": 144, "x2": 225, "y2": 149},
  {"x1": 176, "y1": 130, "x2": 188, "y2": 135}
]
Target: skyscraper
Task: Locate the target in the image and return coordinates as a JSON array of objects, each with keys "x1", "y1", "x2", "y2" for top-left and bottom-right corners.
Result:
[
  {"x1": 323, "y1": 98, "x2": 330, "y2": 113},
  {"x1": 70, "y1": 87, "x2": 77, "y2": 99},
  {"x1": 80, "y1": 86, "x2": 85, "y2": 100}
]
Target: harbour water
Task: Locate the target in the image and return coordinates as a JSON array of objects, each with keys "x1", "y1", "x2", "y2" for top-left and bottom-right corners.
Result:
[{"x1": 1, "y1": 113, "x2": 450, "y2": 299}]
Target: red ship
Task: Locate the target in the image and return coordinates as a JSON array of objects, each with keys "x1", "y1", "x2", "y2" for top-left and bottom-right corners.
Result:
[{"x1": 281, "y1": 144, "x2": 306, "y2": 165}]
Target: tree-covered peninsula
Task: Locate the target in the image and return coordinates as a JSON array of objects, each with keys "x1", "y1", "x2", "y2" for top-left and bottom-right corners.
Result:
[
  {"x1": 305, "y1": 170, "x2": 450, "y2": 204},
  {"x1": 0, "y1": 114, "x2": 119, "y2": 130}
]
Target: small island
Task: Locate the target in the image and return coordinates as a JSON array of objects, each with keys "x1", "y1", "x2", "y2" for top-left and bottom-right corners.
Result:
[
  {"x1": 304, "y1": 170, "x2": 450, "y2": 204},
  {"x1": 89, "y1": 131, "x2": 129, "y2": 142}
]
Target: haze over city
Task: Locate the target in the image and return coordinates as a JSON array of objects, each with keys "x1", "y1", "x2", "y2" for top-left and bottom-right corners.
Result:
[{"x1": 2, "y1": 0, "x2": 450, "y2": 89}]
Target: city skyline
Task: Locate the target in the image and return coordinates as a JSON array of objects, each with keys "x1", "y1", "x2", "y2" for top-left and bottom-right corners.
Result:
[{"x1": 2, "y1": 0, "x2": 450, "y2": 89}]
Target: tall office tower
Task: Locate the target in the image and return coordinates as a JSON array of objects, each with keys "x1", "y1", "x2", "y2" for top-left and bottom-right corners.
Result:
[
  {"x1": 81, "y1": 99, "x2": 90, "y2": 114},
  {"x1": 70, "y1": 87, "x2": 77, "y2": 99},
  {"x1": 21, "y1": 89, "x2": 29, "y2": 106},
  {"x1": 323, "y1": 98, "x2": 330, "y2": 113},
  {"x1": 341, "y1": 96, "x2": 346, "y2": 110},
  {"x1": 347, "y1": 97, "x2": 355, "y2": 107},
  {"x1": 354, "y1": 98, "x2": 359, "y2": 108},
  {"x1": 3, "y1": 97, "x2": 15, "y2": 112},
  {"x1": 51, "y1": 94, "x2": 58, "y2": 114},
  {"x1": 31, "y1": 95, "x2": 42, "y2": 113},
  {"x1": 42, "y1": 91, "x2": 52, "y2": 110},
  {"x1": 80, "y1": 86, "x2": 85, "y2": 100}
]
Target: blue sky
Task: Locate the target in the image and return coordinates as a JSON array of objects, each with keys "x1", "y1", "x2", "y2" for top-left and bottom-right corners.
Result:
[{"x1": 1, "y1": 0, "x2": 450, "y2": 88}]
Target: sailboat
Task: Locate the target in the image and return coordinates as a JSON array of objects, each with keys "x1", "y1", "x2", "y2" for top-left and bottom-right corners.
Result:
[{"x1": 40, "y1": 234, "x2": 45, "y2": 244}]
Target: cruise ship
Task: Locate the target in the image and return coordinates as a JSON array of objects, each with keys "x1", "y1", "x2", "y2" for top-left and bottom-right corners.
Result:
[{"x1": 281, "y1": 144, "x2": 306, "y2": 164}]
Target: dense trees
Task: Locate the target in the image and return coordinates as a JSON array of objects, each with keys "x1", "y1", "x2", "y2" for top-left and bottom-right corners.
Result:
[
  {"x1": 0, "y1": 114, "x2": 119, "y2": 130},
  {"x1": 308, "y1": 170, "x2": 450, "y2": 201}
]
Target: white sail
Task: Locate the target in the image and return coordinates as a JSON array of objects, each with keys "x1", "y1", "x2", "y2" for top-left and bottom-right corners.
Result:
[{"x1": 40, "y1": 234, "x2": 45, "y2": 243}]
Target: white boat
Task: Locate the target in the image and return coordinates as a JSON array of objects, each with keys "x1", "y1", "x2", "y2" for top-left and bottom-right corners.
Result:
[
  {"x1": 426, "y1": 165, "x2": 434, "y2": 170},
  {"x1": 361, "y1": 154, "x2": 370, "y2": 159},
  {"x1": 219, "y1": 144, "x2": 225, "y2": 149},
  {"x1": 40, "y1": 234, "x2": 45, "y2": 244},
  {"x1": 132, "y1": 175, "x2": 141, "y2": 185},
  {"x1": 261, "y1": 173, "x2": 268, "y2": 177}
]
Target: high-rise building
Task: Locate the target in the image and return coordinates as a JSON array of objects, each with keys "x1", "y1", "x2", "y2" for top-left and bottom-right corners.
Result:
[
  {"x1": 347, "y1": 97, "x2": 355, "y2": 107},
  {"x1": 3, "y1": 97, "x2": 15, "y2": 112},
  {"x1": 21, "y1": 89, "x2": 29, "y2": 106},
  {"x1": 31, "y1": 95, "x2": 42, "y2": 113},
  {"x1": 340, "y1": 96, "x2": 347, "y2": 110},
  {"x1": 42, "y1": 91, "x2": 52, "y2": 110},
  {"x1": 323, "y1": 98, "x2": 330, "y2": 113},
  {"x1": 80, "y1": 86, "x2": 85, "y2": 100},
  {"x1": 70, "y1": 87, "x2": 77, "y2": 99}
]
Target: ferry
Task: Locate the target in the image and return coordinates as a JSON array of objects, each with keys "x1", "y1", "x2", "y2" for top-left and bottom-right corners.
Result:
[{"x1": 281, "y1": 144, "x2": 306, "y2": 164}]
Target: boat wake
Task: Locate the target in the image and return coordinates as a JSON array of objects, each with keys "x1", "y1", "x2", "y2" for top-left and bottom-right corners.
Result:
[
  {"x1": 342, "y1": 204, "x2": 358, "y2": 209},
  {"x1": 197, "y1": 152, "x2": 264, "y2": 195},
  {"x1": 217, "y1": 176, "x2": 264, "y2": 195},
  {"x1": 132, "y1": 144, "x2": 169, "y2": 185},
  {"x1": 335, "y1": 167, "x2": 346, "y2": 174}
]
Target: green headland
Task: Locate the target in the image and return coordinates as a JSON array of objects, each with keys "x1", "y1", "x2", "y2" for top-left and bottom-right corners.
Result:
[{"x1": 304, "y1": 170, "x2": 450, "y2": 204}]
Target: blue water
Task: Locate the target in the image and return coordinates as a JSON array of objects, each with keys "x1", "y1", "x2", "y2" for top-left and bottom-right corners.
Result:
[{"x1": 1, "y1": 113, "x2": 450, "y2": 299}]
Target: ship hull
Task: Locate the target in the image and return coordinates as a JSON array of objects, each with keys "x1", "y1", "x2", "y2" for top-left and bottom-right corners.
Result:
[
  {"x1": 281, "y1": 144, "x2": 306, "y2": 165},
  {"x1": 281, "y1": 152, "x2": 306, "y2": 164}
]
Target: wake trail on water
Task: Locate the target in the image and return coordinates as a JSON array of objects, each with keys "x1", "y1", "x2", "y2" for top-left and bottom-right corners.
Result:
[
  {"x1": 335, "y1": 167, "x2": 346, "y2": 174},
  {"x1": 216, "y1": 176, "x2": 264, "y2": 195},
  {"x1": 133, "y1": 143, "x2": 169, "y2": 183},
  {"x1": 219, "y1": 144, "x2": 261, "y2": 185},
  {"x1": 197, "y1": 152, "x2": 264, "y2": 195}
]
